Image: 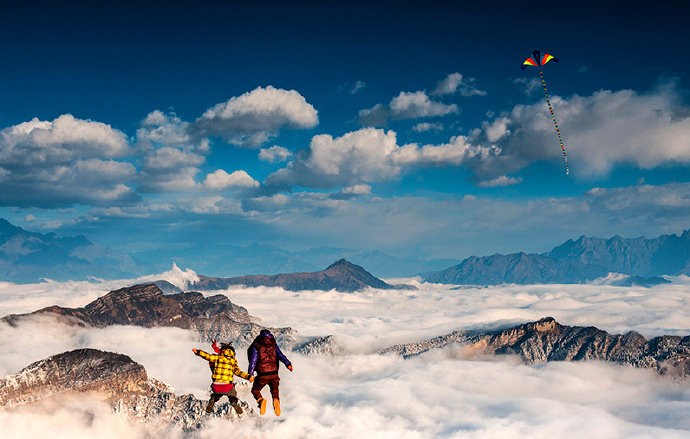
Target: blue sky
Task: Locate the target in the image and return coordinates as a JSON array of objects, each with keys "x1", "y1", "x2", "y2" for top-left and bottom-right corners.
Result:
[{"x1": 2, "y1": 0, "x2": 690, "y2": 263}]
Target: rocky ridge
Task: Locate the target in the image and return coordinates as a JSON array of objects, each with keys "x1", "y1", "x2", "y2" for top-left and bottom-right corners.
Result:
[
  {"x1": 0, "y1": 348, "x2": 248, "y2": 430},
  {"x1": 379, "y1": 317, "x2": 690, "y2": 379},
  {"x1": 192, "y1": 259, "x2": 416, "y2": 292},
  {"x1": 1, "y1": 283, "x2": 295, "y2": 348}
]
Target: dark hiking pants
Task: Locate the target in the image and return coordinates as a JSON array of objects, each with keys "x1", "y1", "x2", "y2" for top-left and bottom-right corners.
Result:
[
  {"x1": 251, "y1": 373, "x2": 280, "y2": 400},
  {"x1": 207, "y1": 385, "x2": 242, "y2": 413}
]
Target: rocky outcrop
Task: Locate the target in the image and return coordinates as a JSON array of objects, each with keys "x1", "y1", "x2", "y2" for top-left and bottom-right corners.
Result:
[
  {"x1": 0, "y1": 348, "x2": 249, "y2": 430},
  {"x1": 193, "y1": 259, "x2": 416, "y2": 292},
  {"x1": 380, "y1": 317, "x2": 690, "y2": 379},
  {"x1": 293, "y1": 335, "x2": 350, "y2": 356},
  {"x1": 1, "y1": 283, "x2": 295, "y2": 348}
]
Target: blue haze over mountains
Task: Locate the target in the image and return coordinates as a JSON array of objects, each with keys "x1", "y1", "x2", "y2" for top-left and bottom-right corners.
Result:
[{"x1": 1, "y1": 217, "x2": 689, "y2": 285}]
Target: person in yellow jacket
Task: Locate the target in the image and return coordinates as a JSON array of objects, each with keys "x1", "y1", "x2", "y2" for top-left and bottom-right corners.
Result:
[{"x1": 193, "y1": 342, "x2": 254, "y2": 414}]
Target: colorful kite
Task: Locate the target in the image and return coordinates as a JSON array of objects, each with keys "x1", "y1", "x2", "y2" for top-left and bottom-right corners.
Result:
[{"x1": 521, "y1": 50, "x2": 569, "y2": 174}]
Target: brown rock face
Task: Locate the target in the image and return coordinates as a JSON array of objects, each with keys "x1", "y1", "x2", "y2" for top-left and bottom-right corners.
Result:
[
  {"x1": 381, "y1": 317, "x2": 690, "y2": 379},
  {"x1": 0, "y1": 348, "x2": 248, "y2": 430},
  {"x1": 1, "y1": 283, "x2": 295, "y2": 348}
]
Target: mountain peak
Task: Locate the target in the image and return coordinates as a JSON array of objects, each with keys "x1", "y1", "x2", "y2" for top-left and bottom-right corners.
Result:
[{"x1": 326, "y1": 258, "x2": 358, "y2": 270}]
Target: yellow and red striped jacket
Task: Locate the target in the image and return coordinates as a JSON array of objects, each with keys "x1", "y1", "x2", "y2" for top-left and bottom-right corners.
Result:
[{"x1": 195, "y1": 348, "x2": 251, "y2": 383}]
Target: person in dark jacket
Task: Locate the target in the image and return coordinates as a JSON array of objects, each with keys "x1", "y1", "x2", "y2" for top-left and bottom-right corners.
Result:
[{"x1": 247, "y1": 329, "x2": 293, "y2": 416}]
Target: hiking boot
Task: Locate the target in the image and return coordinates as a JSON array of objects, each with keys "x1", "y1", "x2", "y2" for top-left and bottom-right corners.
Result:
[
  {"x1": 273, "y1": 398, "x2": 281, "y2": 416},
  {"x1": 205, "y1": 399, "x2": 215, "y2": 414},
  {"x1": 232, "y1": 402, "x2": 243, "y2": 415},
  {"x1": 258, "y1": 397, "x2": 267, "y2": 415}
]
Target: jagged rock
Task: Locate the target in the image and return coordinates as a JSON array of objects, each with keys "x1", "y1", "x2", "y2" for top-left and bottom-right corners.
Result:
[
  {"x1": 153, "y1": 280, "x2": 183, "y2": 295},
  {"x1": 192, "y1": 259, "x2": 417, "y2": 292},
  {"x1": 1, "y1": 283, "x2": 295, "y2": 348},
  {"x1": 0, "y1": 348, "x2": 251, "y2": 430},
  {"x1": 380, "y1": 317, "x2": 690, "y2": 380},
  {"x1": 293, "y1": 335, "x2": 350, "y2": 356}
]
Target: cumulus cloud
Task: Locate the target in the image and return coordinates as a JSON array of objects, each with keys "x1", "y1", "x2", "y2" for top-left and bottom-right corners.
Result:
[
  {"x1": 330, "y1": 184, "x2": 372, "y2": 200},
  {"x1": 0, "y1": 115, "x2": 139, "y2": 207},
  {"x1": 358, "y1": 91, "x2": 457, "y2": 127},
  {"x1": 476, "y1": 84, "x2": 690, "y2": 177},
  {"x1": 412, "y1": 122, "x2": 444, "y2": 132},
  {"x1": 431, "y1": 72, "x2": 486, "y2": 97},
  {"x1": 193, "y1": 86, "x2": 318, "y2": 147},
  {"x1": 136, "y1": 110, "x2": 206, "y2": 152},
  {"x1": 392, "y1": 135, "x2": 499, "y2": 167},
  {"x1": 477, "y1": 175, "x2": 523, "y2": 187},
  {"x1": 389, "y1": 91, "x2": 458, "y2": 119},
  {"x1": 266, "y1": 129, "x2": 497, "y2": 190},
  {"x1": 259, "y1": 145, "x2": 292, "y2": 163},
  {"x1": 203, "y1": 169, "x2": 259, "y2": 190}
]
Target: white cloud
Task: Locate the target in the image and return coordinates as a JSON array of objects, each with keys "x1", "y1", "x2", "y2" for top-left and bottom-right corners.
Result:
[
  {"x1": 477, "y1": 175, "x2": 523, "y2": 187},
  {"x1": 483, "y1": 116, "x2": 511, "y2": 142},
  {"x1": 193, "y1": 86, "x2": 319, "y2": 147},
  {"x1": 0, "y1": 115, "x2": 138, "y2": 207},
  {"x1": 392, "y1": 135, "x2": 499, "y2": 167},
  {"x1": 349, "y1": 80, "x2": 366, "y2": 95},
  {"x1": 136, "y1": 110, "x2": 199, "y2": 150},
  {"x1": 203, "y1": 169, "x2": 259, "y2": 190},
  {"x1": 341, "y1": 184, "x2": 371, "y2": 196},
  {"x1": 412, "y1": 122, "x2": 444, "y2": 132},
  {"x1": 259, "y1": 145, "x2": 292, "y2": 163},
  {"x1": 478, "y1": 84, "x2": 690, "y2": 177},
  {"x1": 267, "y1": 129, "x2": 497, "y2": 190},
  {"x1": 1, "y1": 114, "x2": 130, "y2": 161},
  {"x1": 389, "y1": 91, "x2": 458, "y2": 119},
  {"x1": 431, "y1": 72, "x2": 486, "y2": 97},
  {"x1": 358, "y1": 91, "x2": 458, "y2": 127}
]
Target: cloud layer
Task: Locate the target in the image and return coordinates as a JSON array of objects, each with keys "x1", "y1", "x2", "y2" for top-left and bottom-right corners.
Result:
[{"x1": 1, "y1": 275, "x2": 689, "y2": 437}]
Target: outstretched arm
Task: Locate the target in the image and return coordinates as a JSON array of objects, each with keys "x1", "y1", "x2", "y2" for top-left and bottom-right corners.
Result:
[
  {"x1": 276, "y1": 345, "x2": 292, "y2": 370},
  {"x1": 193, "y1": 349, "x2": 215, "y2": 362}
]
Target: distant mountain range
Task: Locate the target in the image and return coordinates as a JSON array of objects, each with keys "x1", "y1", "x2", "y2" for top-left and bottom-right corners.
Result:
[
  {"x1": 0, "y1": 218, "x2": 458, "y2": 283},
  {"x1": 135, "y1": 241, "x2": 460, "y2": 279},
  {"x1": 0, "y1": 218, "x2": 151, "y2": 283},
  {"x1": 192, "y1": 259, "x2": 417, "y2": 292},
  {"x1": 425, "y1": 230, "x2": 690, "y2": 285}
]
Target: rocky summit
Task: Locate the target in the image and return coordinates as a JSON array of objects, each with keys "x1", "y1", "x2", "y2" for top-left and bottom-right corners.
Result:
[
  {"x1": 1, "y1": 283, "x2": 295, "y2": 348},
  {"x1": 380, "y1": 317, "x2": 690, "y2": 378},
  {"x1": 192, "y1": 258, "x2": 416, "y2": 292},
  {"x1": 0, "y1": 348, "x2": 248, "y2": 430},
  {"x1": 380, "y1": 317, "x2": 690, "y2": 380}
]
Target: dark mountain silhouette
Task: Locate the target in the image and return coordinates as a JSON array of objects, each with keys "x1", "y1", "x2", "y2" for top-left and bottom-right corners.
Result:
[
  {"x1": 379, "y1": 317, "x2": 690, "y2": 379},
  {"x1": 0, "y1": 348, "x2": 248, "y2": 429},
  {"x1": 1, "y1": 283, "x2": 294, "y2": 347},
  {"x1": 425, "y1": 230, "x2": 690, "y2": 285},
  {"x1": 0, "y1": 218, "x2": 150, "y2": 283},
  {"x1": 192, "y1": 259, "x2": 416, "y2": 292}
]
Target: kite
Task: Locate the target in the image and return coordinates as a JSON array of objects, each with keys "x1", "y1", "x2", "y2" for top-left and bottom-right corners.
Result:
[{"x1": 521, "y1": 50, "x2": 569, "y2": 174}]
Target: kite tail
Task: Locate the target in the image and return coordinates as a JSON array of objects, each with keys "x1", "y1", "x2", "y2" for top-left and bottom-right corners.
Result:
[{"x1": 539, "y1": 68, "x2": 569, "y2": 174}]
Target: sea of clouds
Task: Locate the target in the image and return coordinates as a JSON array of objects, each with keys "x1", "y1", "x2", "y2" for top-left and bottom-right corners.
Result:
[{"x1": 1, "y1": 267, "x2": 689, "y2": 438}]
